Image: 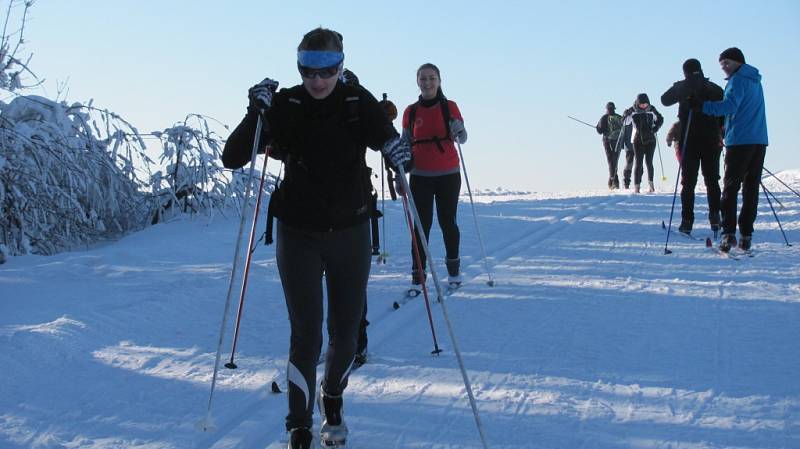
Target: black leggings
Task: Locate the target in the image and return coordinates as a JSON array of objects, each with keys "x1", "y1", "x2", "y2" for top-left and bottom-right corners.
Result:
[
  {"x1": 603, "y1": 139, "x2": 621, "y2": 179},
  {"x1": 633, "y1": 140, "x2": 656, "y2": 184},
  {"x1": 409, "y1": 173, "x2": 461, "y2": 270},
  {"x1": 276, "y1": 220, "x2": 371, "y2": 431},
  {"x1": 680, "y1": 139, "x2": 722, "y2": 227}
]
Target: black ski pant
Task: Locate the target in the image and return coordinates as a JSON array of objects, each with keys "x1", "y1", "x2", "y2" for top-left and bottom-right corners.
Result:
[
  {"x1": 680, "y1": 138, "x2": 722, "y2": 229},
  {"x1": 410, "y1": 173, "x2": 461, "y2": 273},
  {"x1": 720, "y1": 144, "x2": 767, "y2": 237},
  {"x1": 623, "y1": 148, "x2": 634, "y2": 187},
  {"x1": 276, "y1": 220, "x2": 371, "y2": 431},
  {"x1": 633, "y1": 140, "x2": 656, "y2": 185},
  {"x1": 603, "y1": 139, "x2": 621, "y2": 180}
]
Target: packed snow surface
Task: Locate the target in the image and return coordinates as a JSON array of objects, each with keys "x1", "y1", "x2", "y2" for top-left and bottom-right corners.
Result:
[{"x1": 2, "y1": 172, "x2": 799, "y2": 448}]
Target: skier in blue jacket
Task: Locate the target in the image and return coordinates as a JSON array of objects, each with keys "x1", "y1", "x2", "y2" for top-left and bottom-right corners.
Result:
[{"x1": 700, "y1": 47, "x2": 768, "y2": 252}]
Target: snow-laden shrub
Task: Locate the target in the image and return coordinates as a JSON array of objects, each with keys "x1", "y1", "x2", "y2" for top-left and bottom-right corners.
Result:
[
  {"x1": 0, "y1": 95, "x2": 154, "y2": 257},
  {"x1": 0, "y1": 1, "x2": 41, "y2": 92},
  {"x1": 150, "y1": 114, "x2": 278, "y2": 224}
]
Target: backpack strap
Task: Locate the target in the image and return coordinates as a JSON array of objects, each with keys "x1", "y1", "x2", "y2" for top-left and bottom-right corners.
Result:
[{"x1": 409, "y1": 97, "x2": 452, "y2": 153}]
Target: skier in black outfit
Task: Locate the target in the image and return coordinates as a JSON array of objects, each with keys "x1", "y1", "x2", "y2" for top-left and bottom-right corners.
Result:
[
  {"x1": 622, "y1": 93, "x2": 664, "y2": 193},
  {"x1": 596, "y1": 101, "x2": 622, "y2": 189},
  {"x1": 221, "y1": 27, "x2": 411, "y2": 449},
  {"x1": 661, "y1": 58, "x2": 725, "y2": 235}
]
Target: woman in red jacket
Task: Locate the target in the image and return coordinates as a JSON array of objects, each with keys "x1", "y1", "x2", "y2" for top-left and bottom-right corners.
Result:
[{"x1": 402, "y1": 63, "x2": 468, "y2": 288}]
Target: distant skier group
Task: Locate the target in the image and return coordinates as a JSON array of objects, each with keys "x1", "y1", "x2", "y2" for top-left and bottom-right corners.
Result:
[
  {"x1": 221, "y1": 27, "x2": 470, "y2": 449},
  {"x1": 595, "y1": 47, "x2": 768, "y2": 253}
]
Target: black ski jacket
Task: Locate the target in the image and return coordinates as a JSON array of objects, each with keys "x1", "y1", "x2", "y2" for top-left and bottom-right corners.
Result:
[
  {"x1": 623, "y1": 104, "x2": 663, "y2": 146},
  {"x1": 661, "y1": 75, "x2": 724, "y2": 147},
  {"x1": 222, "y1": 82, "x2": 397, "y2": 232}
]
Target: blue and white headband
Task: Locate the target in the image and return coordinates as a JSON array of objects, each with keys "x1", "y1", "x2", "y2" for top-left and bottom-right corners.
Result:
[{"x1": 297, "y1": 50, "x2": 344, "y2": 69}]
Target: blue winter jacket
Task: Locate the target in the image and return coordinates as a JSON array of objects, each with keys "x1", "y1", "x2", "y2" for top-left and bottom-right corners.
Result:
[{"x1": 702, "y1": 63, "x2": 768, "y2": 146}]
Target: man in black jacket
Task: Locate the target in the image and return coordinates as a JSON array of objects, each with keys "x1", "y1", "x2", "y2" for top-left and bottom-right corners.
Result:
[
  {"x1": 596, "y1": 102, "x2": 622, "y2": 189},
  {"x1": 661, "y1": 59, "x2": 725, "y2": 235}
]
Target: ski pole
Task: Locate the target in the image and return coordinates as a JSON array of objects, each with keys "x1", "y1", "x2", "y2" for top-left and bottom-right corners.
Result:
[
  {"x1": 395, "y1": 166, "x2": 491, "y2": 449},
  {"x1": 398, "y1": 183, "x2": 442, "y2": 355},
  {"x1": 200, "y1": 114, "x2": 266, "y2": 432},
  {"x1": 760, "y1": 180, "x2": 792, "y2": 247},
  {"x1": 455, "y1": 141, "x2": 495, "y2": 286},
  {"x1": 762, "y1": 166, "x2": 800, "y2": 198},
  {"x1": 378, "y1": 156, "x2": 388, "y2": 264},
  {"x1": 225, "y1": 151, "x2": 271, "y2": 370},
  {"x1": 655, "y1": 133, "x2": 667, "y2": 181},
  {"x1": 664, "y1": 110, "x2": 693, "y2": 255},
  {"x1": 567, "y1": 115, "x2": 595, "y2": 128}
]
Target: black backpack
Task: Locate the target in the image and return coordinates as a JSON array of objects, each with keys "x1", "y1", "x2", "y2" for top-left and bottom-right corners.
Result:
[{"x1": 407, "y1": 96, "x2": 452, "y2": 153}]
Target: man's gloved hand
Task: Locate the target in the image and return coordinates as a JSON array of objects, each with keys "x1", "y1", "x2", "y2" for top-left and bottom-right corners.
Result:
[
  {"x1": 450, "y1": 119, "x2": 468, "y2": 144},
  {"x1": 248, "y1": 78, "x2": 279, "y2": 112},
  {"x1": 381, "y1": 135, "x2": 413, "y2": 172}
]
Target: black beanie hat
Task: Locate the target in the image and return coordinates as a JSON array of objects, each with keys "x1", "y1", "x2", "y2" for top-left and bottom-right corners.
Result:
[
  {"x1": 719, "y1": 47, "x2": 745, "y2": 64},
  {"x1": 682, "y1": 58, "x2": 702, "y2": 78},
  {"x1": 636, "y1": 93, "x2": 650, "y2": 105},
  {"x1": 606, "y1": 101, "x2": 615, "y2": 111}
]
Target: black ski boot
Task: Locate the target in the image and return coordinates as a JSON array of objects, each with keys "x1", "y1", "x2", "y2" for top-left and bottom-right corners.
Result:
[
  {"x1": 678, "y1": 221, "x2": 692, "y2": 235},
  {"x1": 288, "y1": 427, "x2": 312, "y2": 449},
  {"x1": 318, "y1": 388, "x2": 347, "y2": 447},
  {"x1": 612, "y1": 175, "x2": 620, "y2": 189},
  {"x1": 738, "y1": 235, "x2": 752, "y2": 251},
  {"x1": 445, "y1": 257, "x2": 461, "y2": 286},
  {"x1": 408, "y1": 268, "x2": 426, "y2": 296},
  {"x1": 719, "y1": 233, "x2": 737, "y2": 253}
]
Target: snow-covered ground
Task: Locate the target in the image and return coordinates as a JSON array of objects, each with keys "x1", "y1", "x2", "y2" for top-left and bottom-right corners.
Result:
[{"x1": 2, "y1": 170, "x2": 799, "y2": 449}]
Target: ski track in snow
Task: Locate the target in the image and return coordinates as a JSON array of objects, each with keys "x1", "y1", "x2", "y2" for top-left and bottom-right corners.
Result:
[{"x1": 2, "y1": 185, "x2": 800, "y2": 448}]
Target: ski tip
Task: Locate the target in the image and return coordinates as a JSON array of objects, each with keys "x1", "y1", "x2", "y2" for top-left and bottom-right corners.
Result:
[
  {"x1": 392, "y1": 301, "x2": 400, "y2": 310},
  {"x1": 271, "y1": 381, "x2": 282, "y2": 394},
  {"x1": 705, "y1": 237, "x2": 712, "y2": 247},
  {"x1": 661, "y1": 220, "x2": 666, "y2": 229}
]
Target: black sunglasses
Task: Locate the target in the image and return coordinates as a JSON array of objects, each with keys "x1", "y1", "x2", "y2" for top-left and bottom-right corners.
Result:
[{"x1": 297, "y1": 63, "x2": 339, "y2": 79}]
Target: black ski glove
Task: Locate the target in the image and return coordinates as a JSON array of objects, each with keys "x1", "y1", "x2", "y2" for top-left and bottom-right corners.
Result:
[
  {"x1": 381, "y1": 135, "x2": 413, "y2": 172},
  {"x1": 248, "y1": 78, "x2": 279, "y2": 113}
]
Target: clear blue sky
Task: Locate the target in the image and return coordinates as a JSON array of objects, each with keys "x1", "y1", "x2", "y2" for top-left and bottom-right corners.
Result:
[{"x1": 17, "y1": 0, "x2": 800, "y2": 191}]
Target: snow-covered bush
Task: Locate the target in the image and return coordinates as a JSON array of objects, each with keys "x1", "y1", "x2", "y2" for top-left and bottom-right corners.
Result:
[
  {"x1": 0, "y1": 1, "x2": 275, "y2": 261},
  {"x1": 150, "y1": 114, "x2": 277, "y2": 224},
  {"x1": 0, "y1": 1, "x2": 41, "y2": 92},
  {"x1": 0, "y1": 95, "x2": 154, "y2": 257}
]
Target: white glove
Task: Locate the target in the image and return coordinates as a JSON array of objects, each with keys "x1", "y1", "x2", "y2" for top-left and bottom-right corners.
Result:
[
  {"x1": 450, "y1": 119, "x2": 468, "y2": 144},
  {"x1": 248, "y1": 78, "x2": 279, "y2": 112},
  {"x1": 381, "y1": 135, "x2": 413, "y2": 172}
]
